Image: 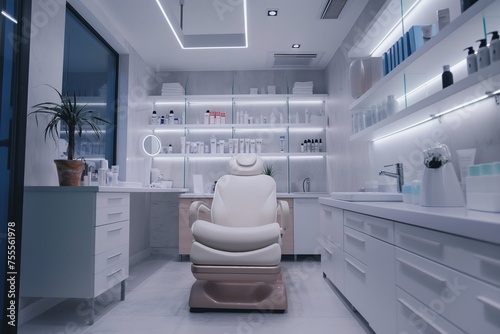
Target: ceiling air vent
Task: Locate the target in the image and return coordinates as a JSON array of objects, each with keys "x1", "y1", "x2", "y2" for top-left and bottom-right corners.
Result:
[
  {"x1": 273, "y1": 54, "x2": 317, "y2": 67},
  {"x1": 321, "y1": 0, "x2": 348, "y2": 19}
]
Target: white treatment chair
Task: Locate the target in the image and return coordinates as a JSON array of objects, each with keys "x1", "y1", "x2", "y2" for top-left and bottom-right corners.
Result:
[{"x1": 188, "y1": 154, "x2": 289, "y2": 311}]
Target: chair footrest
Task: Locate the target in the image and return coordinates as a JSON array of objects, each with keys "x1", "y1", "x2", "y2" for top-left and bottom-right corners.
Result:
[
  {"x1": 191, "y1": 264, "x2": 281, "y2": 282},
  {"x1": 189, "y1": 274, "x2": 287, "y2": 310}
]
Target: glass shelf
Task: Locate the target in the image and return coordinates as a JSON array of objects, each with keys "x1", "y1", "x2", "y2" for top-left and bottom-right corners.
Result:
[
  {"x1": 146, "y1": 94, "x2": 328, "y2": 193},
  {"x1": 348, "y1": 0, "x2": 500, "y2": 141}
]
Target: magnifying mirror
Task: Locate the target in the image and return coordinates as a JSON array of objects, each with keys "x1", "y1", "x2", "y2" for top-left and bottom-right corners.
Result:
[{"x1": 142, "y1": 134, "x2": 162, "y2": 157}]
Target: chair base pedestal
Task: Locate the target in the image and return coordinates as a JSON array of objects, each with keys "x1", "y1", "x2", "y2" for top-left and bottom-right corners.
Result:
[{"x1": 189, "y1": 274, "x2": 287, "y2": 311}]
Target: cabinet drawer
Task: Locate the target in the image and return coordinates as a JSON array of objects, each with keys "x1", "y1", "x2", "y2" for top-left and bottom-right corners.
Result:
[
  {"x1": 96, "y1": 193, "x2": 130, "y2": 208},
  {"x1": 344, "y1": 252, "x2": 369, "y2": 316},
  {"x1": 95, "y1": 221, "x2": 129, "y2": 254},
  {"x1": 344, "y1": 227, "x2": 368, "y2": 265},
  {"x1": 320, "y1": 205, "x2": 343, "y2": 246},
  {"x1": 94, "y1": 261, "x2": 128, "y2": 297},
  {"x1": 96, "y1": 205, "x2": 130, "y2": 226},
  {"x1": 395, "y1": 248, "x2": 500, "y2": 334},
  {"x1": 94, "y1": 244, "x2": 129, "y2": 274},
  {"x1": 395, "y1": 223, "x2": 500, "y2": 287},
  {"x1": 396, "y1": 287, "x2": 466, "y2": 334},
  {"x1": 320, "y1": 239, "x2": 335, "y2": 282},
  {"x1": 344, "y1": 211, "x2": 394, "y2": 243}
]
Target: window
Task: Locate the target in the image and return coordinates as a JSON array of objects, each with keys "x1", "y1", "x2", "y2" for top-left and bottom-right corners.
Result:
[{"x1": 62, "y1": 6, "x2": 118, "y2": 165}]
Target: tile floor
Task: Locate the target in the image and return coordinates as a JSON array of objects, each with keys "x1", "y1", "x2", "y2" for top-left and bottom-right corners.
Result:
[{"x1": 19, "y1": 255, "x2": 374, "y2": 334}]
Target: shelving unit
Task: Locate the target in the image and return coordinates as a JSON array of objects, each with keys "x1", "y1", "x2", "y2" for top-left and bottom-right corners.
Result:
[
  {"x1": 144, "y1": 94, "x2": 328, "y2": 193},
  {"x1": 349, "y1": 0, "x2": 500, "y2": 141}
]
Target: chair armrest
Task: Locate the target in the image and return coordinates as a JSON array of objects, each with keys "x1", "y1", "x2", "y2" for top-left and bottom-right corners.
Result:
[
  {"x1": 277, "y1": 200, "x2": 290, "y2": 233},
  {"x1": 189, "y1": 201, "x2": 211, "y2": 228}
]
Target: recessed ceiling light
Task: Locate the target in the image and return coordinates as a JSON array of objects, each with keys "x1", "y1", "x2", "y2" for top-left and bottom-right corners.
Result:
[
  {"x1": 268, "y1": 9, "x2": 278, "y2": 16},
  {"x1": 292, "y1": 44, "x2": 301, "y2": 48}
]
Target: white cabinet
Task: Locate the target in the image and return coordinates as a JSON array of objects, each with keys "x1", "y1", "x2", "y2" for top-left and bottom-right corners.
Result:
[
  {"x1": 343, "y1": 211, "x2": 397, "y2": 334},
  {"x1": 293, "y1": 198, "x2": 320, "y2": 255},
  {"x1": 21, "y1": 188, "x2": 130, "y2": 325},
  {"x1": 394, "y1": 223, "x2": 500, "y2": 334},
  {"x1": 319, "y1": 205, "x2": 344, "y2": 293},
  {"x1": 147, "y1": 94, "x2": 327, "y2": 193},
  {"x1": 319, "y1": 196, "x2": 500, "y2": 333},
  {"x1": 349, "y1": 0, "x2": 500, "y2": 141}
]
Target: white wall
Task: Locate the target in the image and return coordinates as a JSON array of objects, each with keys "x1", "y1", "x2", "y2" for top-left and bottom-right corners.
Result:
[
  {"x1": 24, "y1": 0, "x2": 67, "y2": 186},
  {"x1": 325, "y1": 0, "x2": 500, "y2": 192}
]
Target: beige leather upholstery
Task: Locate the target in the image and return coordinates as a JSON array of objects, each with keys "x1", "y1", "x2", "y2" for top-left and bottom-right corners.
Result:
[{"x1": 188, "y1": 154, "x2": 288, "y2": 311}]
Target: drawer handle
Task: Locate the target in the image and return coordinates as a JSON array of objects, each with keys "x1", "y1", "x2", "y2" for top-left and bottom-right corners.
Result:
[
  {"x1": 107, "y1": 268, "x2": 122, "y2": 277},
  {"x1": 397, "y1": 298, "x2": 447, "y2": 334},
  {"x1": 344, "y1": 258, "x2": 366, "y2": 275},
  {"x1": 107, "y1": 211, "x2": 124, "y2": 217},
  {"x1": 473, "y1": 254, "x2": 500, "y2": 268},
  {"x1": 367, "y1": 222, "x2": 388, "y2": 231},
  {"x1": 318, "y1": 238, "x2": 334, "y2": 255},
  {"x1": 477, "y1": 296, "x2": 500, "y2": 313},
  {"x1": 345, "y1": 231, "x2": 366, "y2": 244},
  {"x1": 396, "y1": 257, "x2": 447, "y2": 287},
  {"x1": 346, "y1": 217, "x2": 364, "y2": 227},
  {"x1": 107, "y1": 252, "x2": 123, "y2": 260},
  {"x1": 398, "y1": 231, "x2": 442, "y2": 248},
  {"x1": 107, "y1": 227, "x2": 123, "y2": 233}
]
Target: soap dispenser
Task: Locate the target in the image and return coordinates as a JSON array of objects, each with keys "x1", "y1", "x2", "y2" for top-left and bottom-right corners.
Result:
[
  {"x1": 488, "y1": 31, "x2": 500, "y2": 63},
  {"x1": 476, "y1": 38, "x2": 491, "y2": 69},
  {"x1": 464, "y1": 47, "x2": 478, "y2": 75}
]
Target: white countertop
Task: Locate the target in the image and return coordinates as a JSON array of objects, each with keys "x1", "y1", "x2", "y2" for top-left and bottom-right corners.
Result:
[
  {"x1": 25, "y1": 186, "x2": 189, "y2": 193},
  {"x1": 180, "y1": 192, "x2": 329, "y2": 199},
  {"x1": 319, "y1": 197, "x2": 500, "y2": 245}
]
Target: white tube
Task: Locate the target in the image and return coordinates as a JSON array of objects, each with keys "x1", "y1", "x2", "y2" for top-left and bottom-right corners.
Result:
[{"x1": 456, "y1": 149, "x2": 476, "y2": 183}]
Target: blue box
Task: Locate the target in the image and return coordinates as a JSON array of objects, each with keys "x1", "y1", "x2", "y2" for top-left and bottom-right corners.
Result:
[
  {"x1": 382, "y1": 52, "x2": 389, "y2": 75},
  {"x1": 408, "y1": 25, "x2": 425, "y2": 54},
  {"x1": 391, "y1": 44, "x2": 398, "y2": 68},
  {"x1": 398, "y1": 36, "x2": 404, "y2": 63},
  {"x1": 403, "y1": 31, "x2": 411, "y2": 59}
]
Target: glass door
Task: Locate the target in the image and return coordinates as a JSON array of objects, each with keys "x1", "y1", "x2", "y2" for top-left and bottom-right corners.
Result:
[{"x1": 0, "y1": 0, "x2": 30, "y2": 332}]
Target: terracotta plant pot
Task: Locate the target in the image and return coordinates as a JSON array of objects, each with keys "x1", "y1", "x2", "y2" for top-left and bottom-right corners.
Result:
[{"x1": 54, "y1": 160, "x2": 84, "y2": 186}]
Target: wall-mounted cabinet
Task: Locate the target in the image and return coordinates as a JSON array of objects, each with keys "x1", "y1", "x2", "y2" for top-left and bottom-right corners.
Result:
[
  {"x1": 144, "y1": 94, "x2": 328, "y2": 193},
  {"x1": 349, "y1": 0, "x2": 500, "y2": 141}
]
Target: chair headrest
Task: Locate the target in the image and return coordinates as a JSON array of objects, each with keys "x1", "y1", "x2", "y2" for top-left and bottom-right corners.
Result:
[{"x1": 229, "y1": 154, "x2": 264, "y2": 176}]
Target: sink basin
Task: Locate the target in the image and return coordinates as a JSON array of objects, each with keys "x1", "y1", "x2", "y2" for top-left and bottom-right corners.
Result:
[{"x1": 330, "y1": 192, "x2": 403, "y2": 202}]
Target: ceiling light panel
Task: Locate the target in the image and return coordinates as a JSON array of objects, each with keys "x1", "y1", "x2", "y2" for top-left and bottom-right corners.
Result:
[{"x1": 156, "y1": 0, "x2": 248, "y2": 49}]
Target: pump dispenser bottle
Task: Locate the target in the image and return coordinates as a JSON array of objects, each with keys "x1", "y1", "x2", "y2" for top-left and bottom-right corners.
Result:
[
  {"x1": 464, "y1": 47, "x2": 478, "y2": 75},
  {"x1": 476, "y1": 39, "x2": 491, "y2": 69},
  {"x1": 150, "y1": 110, "x2": 158, "y2": 125},
  {"x1": 488, "y1": 31, "x2": 500, "y2": 63}
]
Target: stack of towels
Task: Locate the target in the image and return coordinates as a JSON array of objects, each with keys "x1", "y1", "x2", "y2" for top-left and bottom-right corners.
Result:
[
  {"x1": 292, "y1": 81, "x2": 313, "y2": 94},
  {"x1": 161, "y1": 83, "x2": 185, "y2": 96}
]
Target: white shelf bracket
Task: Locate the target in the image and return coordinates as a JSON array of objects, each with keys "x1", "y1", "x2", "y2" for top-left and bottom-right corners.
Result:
[
  {"x1": 485, "y1": 91, "x2": 500, "y2": 105},
  {"x1": 429, "y1": 114, "x2": 442, "y2": 124}
]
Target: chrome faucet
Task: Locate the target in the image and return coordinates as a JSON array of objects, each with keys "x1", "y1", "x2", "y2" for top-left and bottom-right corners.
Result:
[
  {"x1": 379, "y1": 163, "x2": 404, "y2": 193},
  {"x1": 302, "y1": 177, "x2": 310, "y2": 192}
]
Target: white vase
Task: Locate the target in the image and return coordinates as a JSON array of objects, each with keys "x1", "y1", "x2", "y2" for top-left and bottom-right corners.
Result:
[
  {"x1": 386, "y1": 95, "x2": 398, "y2": 116},
  {"x1": 349, "y1": 59, "x2": 366, "y2": 99},
  {"x1": 420, "y1": 163, "x2": 465, "y2": 207}
]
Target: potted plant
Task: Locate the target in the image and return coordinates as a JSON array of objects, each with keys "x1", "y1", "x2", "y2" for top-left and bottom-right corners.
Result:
[
  {"x1": 29, "y1": 86, "x2": 111, "y2": 186},
  {"x1": 262, "y1": 162, "x2": 278, "y2": 178}
]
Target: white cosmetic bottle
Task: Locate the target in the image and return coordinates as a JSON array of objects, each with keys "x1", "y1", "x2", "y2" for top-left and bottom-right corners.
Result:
[
  {"x1": 476, "y1": 38, "x2": 491, "y2": 69},
  {"x1": 463, "y1": 46, "x2": 478, "y2": 75},
  {"x1": 488, "y1": 31, "x2": 500, "y2": 63}
]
